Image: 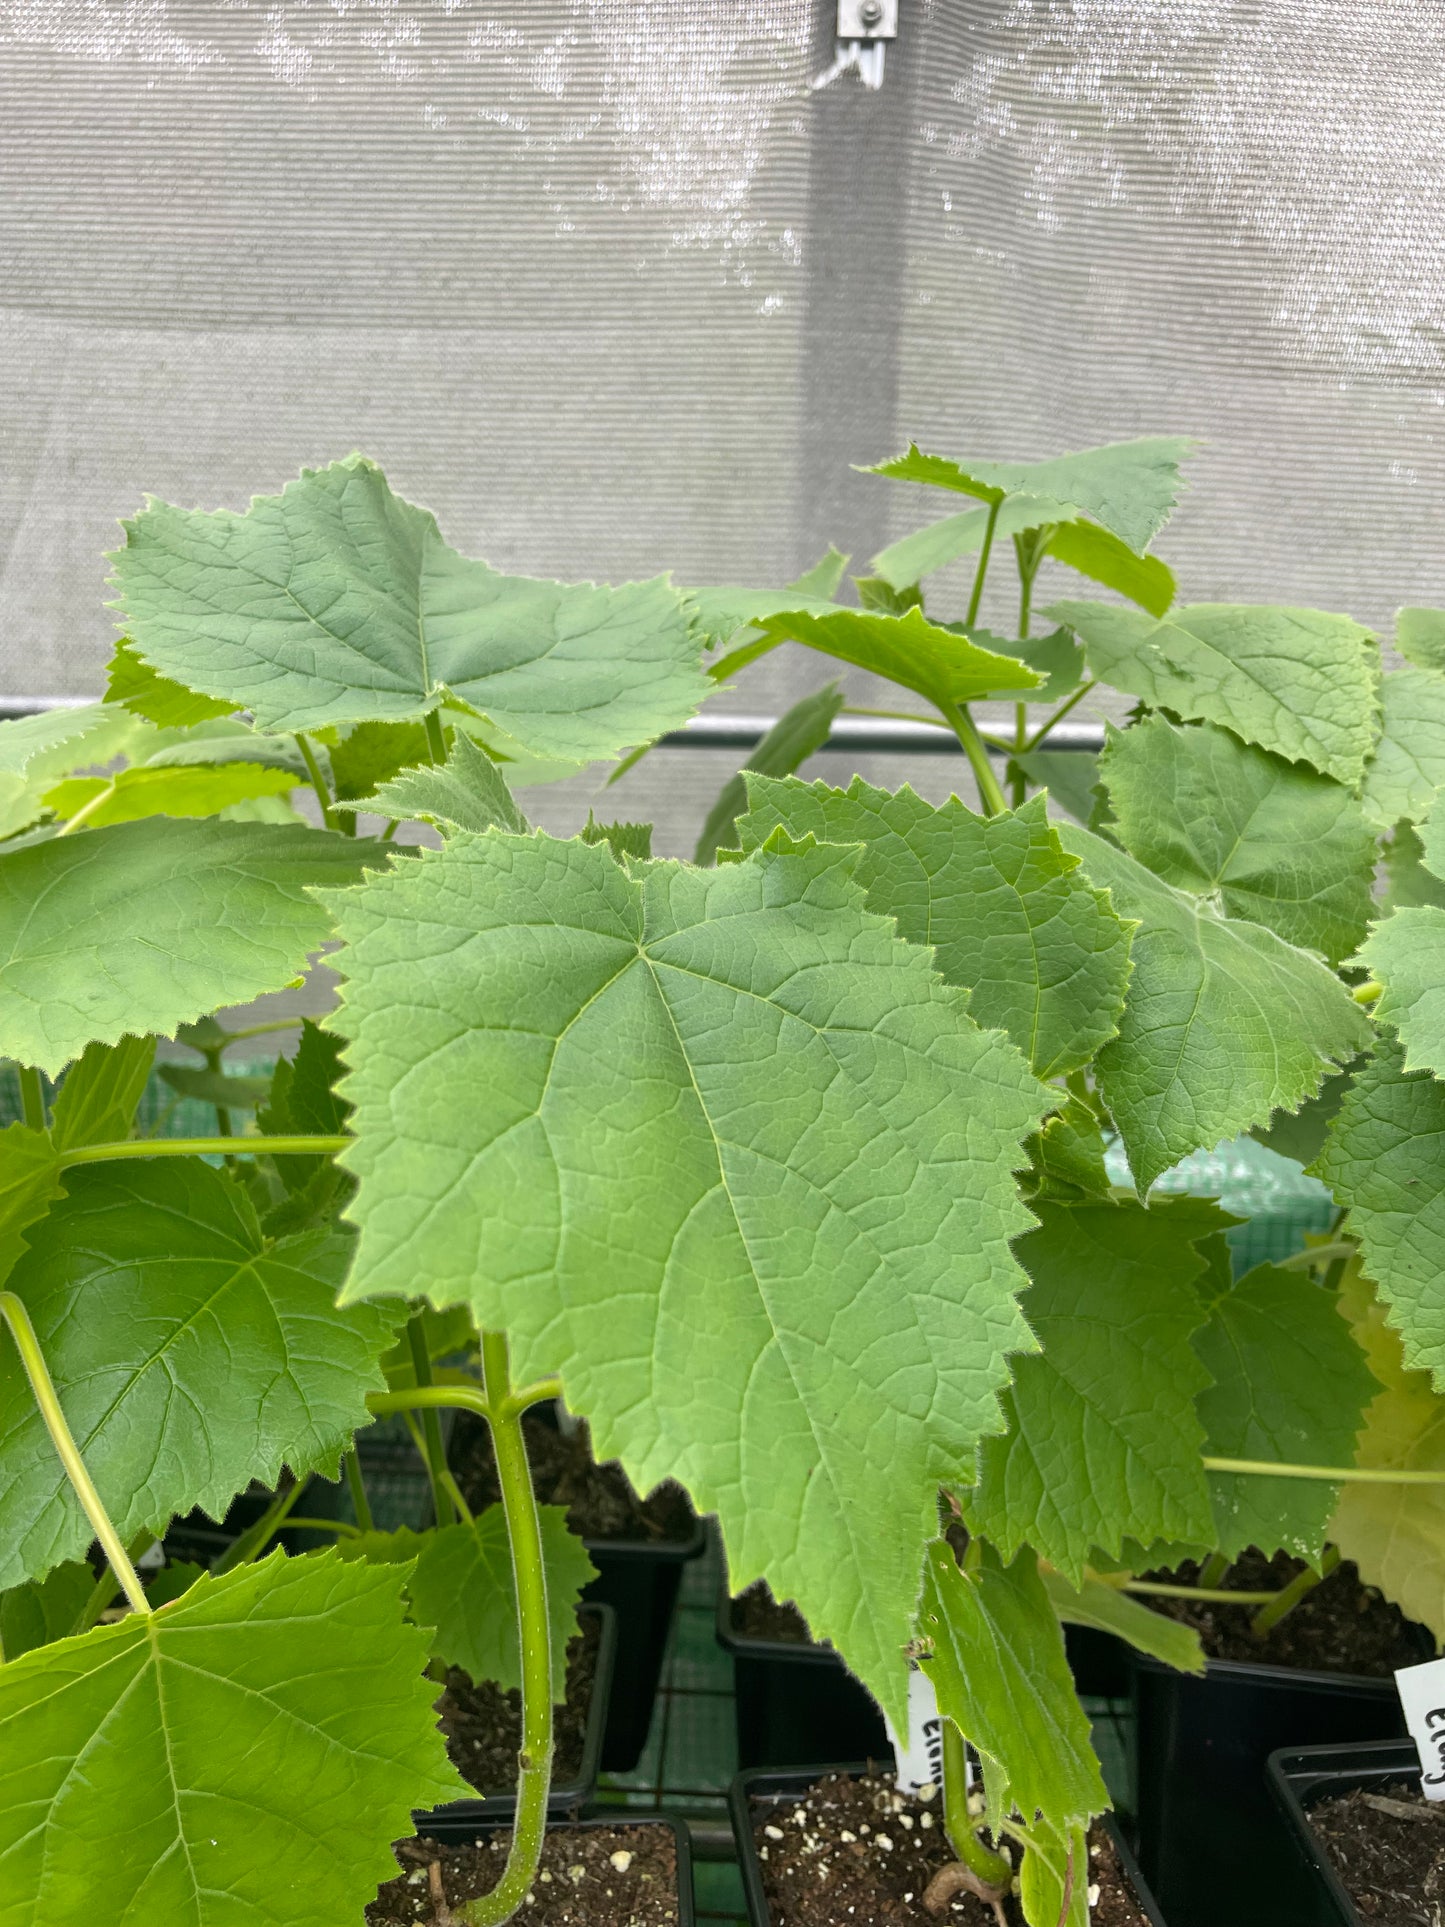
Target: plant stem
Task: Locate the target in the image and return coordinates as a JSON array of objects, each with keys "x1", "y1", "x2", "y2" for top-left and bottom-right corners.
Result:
[
  {"x1": 294, "y1": 733, "x2": 337, "y2": 830},
  {"x1": 284, "y1": 1516, "x2": 363, "y2": 1539},
  {"x1": 1196, "y1": 1551, "x2": 1231, "y2": 1589},
  {"x1": 0, "y1": 1291, "x2": 147, "y2": 1615},
  {"x1": 61, "y1": 1134, "x2": 350, "y2": 1166},
  {"x1": 1204, "y1": 1455, "x2": 1445, "y2": 1485},
  {"x1": 1024, "y1": 680, "x2": 1096, "y2": 753},
  {"x1": 407, "y1": 1315, "x2": 455, "y2": 1528},
  {"x1": 211, "y1": 1474, "x2": 309, "y2": 1572},
  {"x1": 345, "y1": 1449, "x2": 374, "y2": 1533},
  {"x1": 1251, "y1": 1546, "x2": 1341, "y2": 1638},
  {"x1": 17, "y1": 1065, "x2": 46, "y2": 1132},
  {"x1": 964, "y1": 502, "x2": 1001, "y2": 630},
  {"x1": 454, "y1": 1333, "x2": 555, "y2": 1926},
  {"x1": 1277, "y1": 1242, "x2": 1356, "y2": 1271},
  {"x1": 367, "y1": 1381, "x2": 565, "y2": 1426},
  {"x1": 54, "y1": 779, "x2": 118, "y2": 836},
  {"x1": 941, "y1": 1717, "x2": 1013, "y2": 1891},
  {"x1": 217, "y1": 1017, "x2": 307, "y2": 1046},
  {"x1": 424, "y1": 709, "x2": 448, "y2": 766},
  {"x1": 937, "y1": 699, "x2": 1009, "y2": 817},
  {"x1": 74, "y1": 1531, "x2": 158, "y2": 1633},
  {"x1": 1124, "y1": 1581, "x2": 1279, "y2": 1604}
]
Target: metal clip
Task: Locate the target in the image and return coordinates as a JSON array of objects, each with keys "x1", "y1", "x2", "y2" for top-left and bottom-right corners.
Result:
[{"x1": 811, "y1": 0, "x2": 897, "y2": 91}]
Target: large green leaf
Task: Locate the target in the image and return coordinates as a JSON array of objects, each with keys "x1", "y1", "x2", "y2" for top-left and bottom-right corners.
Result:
[
  {"x1": 44, "y1": 761, "x2": 297, "y2": 829},
  {"x1": 736, "y1": 777, "x2": 1133, "y2": 1079},
  {"x1": 0, "y1": 816, "x2": 381, "y2": 1076},
  {"x1": 866, "y1": 437, "x2": 1194, "y2": 553},
  {"x1": 1361, "y1": 668, "x2": 1445, "y2": 829},
  {"x1": 964, "y1": 1201, "x2": 1214, "y2": 1579},
  {"x1": 919, "y1": 1540, "x2": 1107, "y2": 1828},
  {"x1": 694, "y1": 684, "x2": 843, "y2": 866},
  {"x1": 0, "y1": 1159, "x2": 402, "y2": 1589},
  {"x1": 50, "y1": 1035, "x2": 156, "y2": 1151},
  {"x1": 1041, "y1": 1569, "x2": 1204, "y2": 1673},
  {"x1": 0, "y1": 1550, "x2": 465, "y2": 1927},
  {"x1": 111, "y1": 456, "x2": 706, "y2": 761},
  {"x1": 1051, "y1": 601, "x2": 1379, "y2": 787},
  {"x1": 1193, "y1": 1262, "x2": 1377, "y2": 1561},
  {"x1": 324, "y1": 830, "x2": 1051, "y2": 1722},
  {"x1": 366, "y1": 729, "x2": 530, "y2": 837},
  {"x1": 337, "y1": 1505, "x2": 595, "y2": 1694},
  {"x1": 1313, "y1": 1040, "x2": 1445, "y2": 1389},
  {"x1": 752, "y1": 605, "x2": 1040, "y2": 712},
  {"x1": 1101, "y1": 716, "x2": 1377, "y2": 964},
  {"x1": 1058, "y1": 823, "x2": 1371, "y2": 1189}
]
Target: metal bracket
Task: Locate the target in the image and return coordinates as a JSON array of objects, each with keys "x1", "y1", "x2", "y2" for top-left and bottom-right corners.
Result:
[{"x1": 812, "y1": 0, "x2": 898, "y2": 91}]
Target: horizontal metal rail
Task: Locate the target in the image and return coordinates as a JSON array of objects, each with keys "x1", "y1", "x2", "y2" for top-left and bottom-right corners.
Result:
[{"x1": 0, "y1": 697, "x2": 1105, "y2": 757}]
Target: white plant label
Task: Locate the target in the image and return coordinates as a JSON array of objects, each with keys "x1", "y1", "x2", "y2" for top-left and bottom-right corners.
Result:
[
  {"x1": 885, "y1": 1666, "x2": 963, "y2": 1794},
  {"x1": 1394, "y1": 1656, "x2": 1445, "y2": 1799}
]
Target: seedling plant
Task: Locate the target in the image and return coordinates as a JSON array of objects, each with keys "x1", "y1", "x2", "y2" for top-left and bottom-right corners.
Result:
[{"x1": 2, "y1": 445, "x2": 1445, "y2": 1924}]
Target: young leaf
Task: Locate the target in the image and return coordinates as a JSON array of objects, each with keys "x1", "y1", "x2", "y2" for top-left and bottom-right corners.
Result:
[
  {"x1": 751, "y1": 605, "x2": 1041, "y2": 712},
  {"x1": 1023, "y1": 1096, "x2": 1113, "y2": 1202},
  {"x1": 336, "y1": 1505, "x2": 596, "y2": 1694},
  {"x1": 365, "y1": 729, "x2": 530, "y2": 836},
  {"x1": 854, "y1": 576, "x2": 923, "y2": 616},
  {"x1": 1100, "y1": 716, "x2": 1377, "y2": 965},
  {"x1": 0, "y1": 1551, "x2": 465, "y2": 1925},
  {"x1": 0, "y1": 817, "x2": 383, "y2": 1077},
  {"x1": 43, "y1": 760, "x2": 297, "y2": 829},
  {"x1": 0, "y1": 1159, "x2": 403, "y2": 1590},
  {"x1": 1058, "y1": 822, "x2": 1372, "y2": 1190},
  {"x1": 1051, "y1": 601, "x2": 1379, "y2": 787},
  {"x1": 919, "y1": 1539, "x2": 1108, "y2": 1827},
  {"x1": 111, "y1": 455, "x2": 707, "y2": 761},
  {"x1": 963, "y1": 1201, "x2": 1215, "y2": 1579},
  {"x1": 1193, "y1": 1262, "x2": 1377, "y2": 1561},
  {"x1": 1313, "y1": 1040, "x2": 1445, "y2": 1389},
  {"x1": 693, "y1": 684, "x2": 844, "y2": 866},
  {"x1": 1397, "y1": 608, "x2": 1445, "y2": 674},
  {"x1": 49, "y1": 1034, "x2": 156, "y2": 1151},
  {"x1": 866, "y1": 436, "x2": 1194, "y2": 554},
  {"x1": 580, "y1": 816, "x2": 653, "y2": 861},
  {"x1": 0, "y1": 1561, "x2": 93, "y2": 1662},
  {"x1": 324, "y1": 830, "x2": 1052, "y2": 1723},
  {"x1": 1040, "y1": 1569, "x2": 1204, "y2": 1674},
  {"x1": 104, "y1": 636, "x2": 236, "y2": 727},
  {"x1": 736, "y1": 778, "x2": 1133, "y2": 1079},
  {"x1": 1360, "y1": 667, "x2": 1445, "y2": 828}
]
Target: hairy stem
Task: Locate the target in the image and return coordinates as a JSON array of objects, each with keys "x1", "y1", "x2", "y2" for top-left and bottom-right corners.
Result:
[
  {"x1": 1196, "y1": 1551, "x2": 1231, "y2": 1590},
  {"x1": 454, "y1": 1333, "x2": 555, "y2": 1925},
  {"x1": 17, "y1": 1065, "x2": 46, "y2": 1132},
  {"x1": 294, "y1": 733, "x2": 338, "y2": 831},
  {"x1": 74, "y1": 1531, "x2": 158, "y2": 1634},
  {"x1": 424, "y1": 709, "x2": 449, "y2": 766},
  {"x1": 407, "y1": 1316, "x2": 455, "y2": 1528},
  {"x1": 941, "y1": 1718, "x2": 1013, "y2": 1892},
  {"x1": 1251, "y1": 1546, "x2": 1341, "y2": 1638},
  {"x1": 61, "y1": 1134, "x2": 350, "y2": 1166},
  {"x1": 0, "y1": 1292, "x2": 147, "y2": 1614},
  {"x1": 964, "y1": 502, "x2": 1001, "y2": 631},
  {"x1": 938, "y1": 699, "x2": 1008, "y2": 817},
  {"x1": 345, "y1": 1450, "x2": 374, "y2": 1533},
  {"x1": 1204, "y1": 1455, "x2": 1445, "y2": 1485}
]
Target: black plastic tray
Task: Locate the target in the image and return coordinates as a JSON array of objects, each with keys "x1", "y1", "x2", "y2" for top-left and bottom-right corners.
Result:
[
  {"x1": 1268, "y1": 1739, "x2": 1426, "y2": 1927},
  {"x1": 728, "y1": 1763, "x2": 1164, "y2": 1925},
  {"x1": 715, "y1": 1579, "x2": 889, "y2": 1770},
  {"x1": 408, "y1": 1809, "x2": 696, "y2": 1923},
  {"x1": 586, "y1": 1513, "x2": 706, "y2": 1772}
]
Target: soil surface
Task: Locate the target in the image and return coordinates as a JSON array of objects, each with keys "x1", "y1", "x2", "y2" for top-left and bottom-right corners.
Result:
[
  {"x1": 436, "y1": 1614, "x2": 597, "y2": 1798},
  {"x1": 752, "y1": 1771, "x2": 1151, "y2": 1926},
  {"x1": 731, "y1": 1580, "x2": 815, "y2": 1646},
  {"x1": 1142, "y1": 1550, "x2": 1424, "y2": 1675},
  {"x1": 368, "y1": 1823, "x2": 680, "y2": 1924},
  {"x1": 1307, "y1": 1782, "x2": 1445, "y2": 1924},
  {"x1": 452, "y1": 1409, "x2": 695, "y2": 1545}
]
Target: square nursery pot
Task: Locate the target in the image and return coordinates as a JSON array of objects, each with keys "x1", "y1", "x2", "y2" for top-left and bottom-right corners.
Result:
[
  {"x1": 716, "y1": 1576, "x2": 890, "y2": 1770},
  {"x1": 729, "y1": 1764, "x2": 1165, "y2": 1926},
  {"x1": 414, "y1": 1602, "x2": 617, "y2": 1830},
  {"x1": 1268, "y1": 1739, "x2": 1425, "y2": 1927},
  {"x1": 398, "y1": 1811, "x2": 695, "y2": 1925},
  {"x1": 584, "y1": 1508, "x2": 706, "y2": 1774},
  {"x1": 1132, "y1": 1650, "x2": 1422, "y2": 1927}
]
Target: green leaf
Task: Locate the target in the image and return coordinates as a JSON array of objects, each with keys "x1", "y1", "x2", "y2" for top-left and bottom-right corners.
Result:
[
  {"x1": 736, "y1": 778, "x2": 1132, "y2": 1079},
  {"x1": 964, "y1": 1201, "x2": 1214, "y2": 1579},
  {"x1": 867, "y1": 437, "x2": 1194, "y2": 553},
  {"x1": 1361, "y1": 668, "x2": 1445, "y2": 829},
  {"x1": 337, "y1": 1506, "x2": 595, "y2": 1694},
  {"x1": 50, "y1": 1035, "x2": 156, "y2": 1151},
  {"x1": 1360, "y1": 912, "x2": 1445, "y2": 1077},
  {"x1": 1313, "y1": 1039, "x2": 1445, "y2": 1389},
  {"x1": 1002, "y1": 627, "x2": 1087, "y2": 704},
  {"x1": 854, "y1": 576, "x2": 923, "y2": 616},
  {"x1": 1058, "y1": 822, "x2": 1371, "y2": 1189},
  {"x1": 684, "y1": 584, "x2": 843, "y2": 653},
  {"x1": 871, "y1": 498, "x2": 1052, "y2": 591},
  {"x1": 919, "y1": 1539, "x2": 1107, "y2": 1827},
  {"x1": 0, "y1": 1158, "x2": 402, "y2": 1589},
  {"x1": 324, "y1": 830, "x2": 1050, "y2": 1723},
  {"x1": 1193, "y1": 1262, "x2": 1377, "y2": 1561},
  {"x1": 0, "y1": 817, "x2": 382, "y2": 1077},
  {"x1": 112, "y1": 456, "x2": 706, "y2": 761},
  {"x1": 1040, "y1": 1569, "x2": 1204, "y2": 1674},
  {"x1": 156, "y1": 1062, "x2": 272, "y2": 1110},
  {"x1": 1023, "y1": 1095, "x2": 1113, "y2": 1202},
  {"x1": 43, "y1": 760, "x2": 297, "y2": 829},
  {"x1": 104, "y1": 638, "x2": 236, "y2": 729},
  {"x1": 326, "y1": 719, "x2": 432, "y2": 802},
  {"x1": 754, "y1": 605, "x2": 1041, "y2": 712},
  {"x1": 0, "y1": 1550, "x2": 465, "y2": 1926},
  {"x1": 693, "y1": 684, "x2": 844, "y2": 866},
  {"x1": 1045, "y1": 519, "x2": 1176, "y2": 617},
  {"x1": 791, "y1": 545, "x2": 850, "y2": 600},
  {"x1": 365, "y1": 729, "x2": 530, "y2": 837},
  {"x1": 1052, "y1": 601, "x2": 1379, "y2": 787},
  {"x1": 1397, "y1": 608, "x2": 1445, "y2": 674},
  {"x1": 1008, "y1": 749, "x2": 1104, "y2": 827},
  {"x1": 0, "y1": 706, "x2": 142, "y2": 841},
  {"x1": 256, "y1": 1019, "x2": 356, "y2": 1231},
  {"x1": 1383, "y1": 821, "x2": 1445, "y2": 914},
  {"x1": 1251, "y1": 1065, "x2": 1359, "y2": 1168},
  {"x1": 0, "y1": 1125, "x2": 64, "y2": 1291},
  {"x1": 139, "y1": 719, "x2": 319, "y2": 780},
  {"x1": 0, "y1": 1562, "x2": 93, "y2": 1662},
  {"x1": 580, "y1": 816, "x2": 653, "y2": 861},
  {"x1": 1100, "y1": 716, "x2": 1377, "y2": 965}
]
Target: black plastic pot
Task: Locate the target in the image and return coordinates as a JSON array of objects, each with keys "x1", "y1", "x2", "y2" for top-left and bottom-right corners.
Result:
[
  {"x1": 729, "y1": 1764, "x2": 1164, "y2": 1925},
  {"x1": 1133, "y1": 1653, "x2": 1416, "y2": 1927},
  {"x1": 715, "y1": 1581, "x2": 890, "y2": 1770},
  {"x1": 1064, "y1": 1622, "x2": 1133, "y2": 1700},
  {"x1": 1267, "y1": 1739, "x2": 1423, "y2": 1927},
  {"x1": 410, "y1": 1811, "x2": 696, "y2": 1923},
  {"x1": 414, "y1": 1603, "x2": 617, "y2": 1828},
  {"x1": 585, "y1": 1513, "x2": 706, "y2": 1773}
]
